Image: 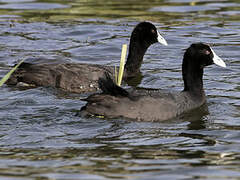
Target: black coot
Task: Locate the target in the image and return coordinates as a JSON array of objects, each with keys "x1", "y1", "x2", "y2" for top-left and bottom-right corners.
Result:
[
  {"x1": 6, "y1": 22, "x2": 167, "y2": 93},
  {"x1": 80, "y1": 43, "x2": 226, "y2": 121}
]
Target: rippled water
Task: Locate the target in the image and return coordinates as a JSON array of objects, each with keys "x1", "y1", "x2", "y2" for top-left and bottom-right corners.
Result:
[{"x1": 0, "y1": 0, "x2": 240, "y2": 179}]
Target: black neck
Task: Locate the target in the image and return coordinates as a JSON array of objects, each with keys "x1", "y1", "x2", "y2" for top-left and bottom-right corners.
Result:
[
  {"x1": 182, "y1": 56, "x2": 204, "y2": 95},
  {"x1": 125, "y1": 37, "x2": 150, "y2": 76}
]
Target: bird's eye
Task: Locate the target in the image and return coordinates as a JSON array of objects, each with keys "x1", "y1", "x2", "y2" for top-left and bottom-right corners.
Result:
[
  {"x1": 200, "y1": 49, "x2": 211, "y2": 55},
  {"x1": 151, "y1": 29, "x2": 156, "y2": 34},
  {"x1": 202, "y1": 49, "x2": 210, "y2": 55}
]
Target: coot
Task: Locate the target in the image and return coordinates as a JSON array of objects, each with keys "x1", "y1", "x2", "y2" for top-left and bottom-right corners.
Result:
[
  {"x1": 6, "y1": 22, "x2": 167, "y2": 93},
  {"x1": 80, "y1": 43, "x2": 226, "y2": 121}
]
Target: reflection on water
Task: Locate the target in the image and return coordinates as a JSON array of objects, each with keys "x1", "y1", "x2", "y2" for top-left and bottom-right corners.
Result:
[
  {"x1": 0, "y1": 2, "x2": 69, "y2": 10},
  {"x1": 0, "y1": 0, "x2": 240, "y2": 179}
]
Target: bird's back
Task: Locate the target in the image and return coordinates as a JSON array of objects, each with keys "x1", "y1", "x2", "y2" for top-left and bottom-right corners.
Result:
[
  {"x1": 82, "y1": 88, "x2": 180, "y2": 121},
  {"x1": 7, "y1": 62, "x2": 114, "y2": 93}
]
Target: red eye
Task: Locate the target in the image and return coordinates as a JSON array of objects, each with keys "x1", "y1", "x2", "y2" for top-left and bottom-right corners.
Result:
[{"x1": 204, "y1": 50, "x2": 210, "y2": 55}]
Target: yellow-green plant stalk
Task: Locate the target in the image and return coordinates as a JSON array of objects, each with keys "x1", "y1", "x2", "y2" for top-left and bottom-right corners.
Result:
[
  {"x1": 114, "y1": 65, "x2": 118, "y2": 84},
  {"x1": 117, "y1": 44, "x2": 127, "y2": 86},
  {"x1": 190, "y1": 0, "x2": 198, "y2": 6},
  {"x1": 0, "y1": 59, "x2": 24, "y2": 87},
  {"x1": 96, "y1": 115, "x2": 105, "y2": 118}
]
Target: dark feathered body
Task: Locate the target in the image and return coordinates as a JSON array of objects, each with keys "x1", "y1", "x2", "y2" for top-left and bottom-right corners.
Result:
[
  {"x1": 80, "y1": 43, "x2": 225, "y2": 121},
  {"x1": 81, "y1": 73, "x2": 205, "y2": 121},
  {"x1": 7, "y1": 62, "x2": 115, "y2": 93},
  {"x1": 6, "y1": 22, "x2": 167, "y2": 93}
]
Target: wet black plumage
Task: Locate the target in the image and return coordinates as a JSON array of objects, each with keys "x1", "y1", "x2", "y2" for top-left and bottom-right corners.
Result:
[
  {"x1": 6, "y1": 22, "x2": 167, "y2": 93},
  {"x1": 80, "y1": 43, "x2": 226, "y2": 121}
]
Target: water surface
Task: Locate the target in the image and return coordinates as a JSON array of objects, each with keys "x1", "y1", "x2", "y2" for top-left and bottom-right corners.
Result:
[{"x1": 0, "y1": 0, "x2": 240, "y2": 179}]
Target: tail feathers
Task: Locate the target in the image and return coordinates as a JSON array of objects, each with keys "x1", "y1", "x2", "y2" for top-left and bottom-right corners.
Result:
[{"x1": 98, "y1": 72, "x2": 129, "y2": 97}]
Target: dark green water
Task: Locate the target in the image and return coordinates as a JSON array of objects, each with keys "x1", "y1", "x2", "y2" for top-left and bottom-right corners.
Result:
[{"x1": 0, "y1": 0, "x2": 240, "y2": 179}]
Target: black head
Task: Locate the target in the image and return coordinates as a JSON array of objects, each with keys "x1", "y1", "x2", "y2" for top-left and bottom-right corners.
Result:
[
  {"x1": 182, "y1": 43, "x2": 226, "y2": 92},
  {"x1": 184, "y1": 43, "x2": 226, "y2": 69},
  {"x1": 131, "y1": 22, "x2": 168, "y2": 46},
  {"x1": 125, "y1": 22, "x2": 167, "y2": 76}
]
